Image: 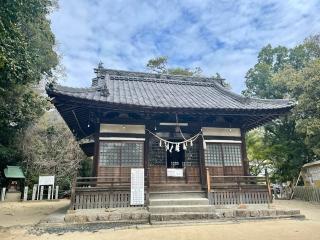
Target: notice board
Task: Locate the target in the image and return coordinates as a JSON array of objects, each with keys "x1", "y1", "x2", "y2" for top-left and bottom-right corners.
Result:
[{"x1": 130, "y1": 168, "x2": 144, "y2": 205}]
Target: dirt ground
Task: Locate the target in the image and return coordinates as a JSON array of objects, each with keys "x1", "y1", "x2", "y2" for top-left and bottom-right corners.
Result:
[
  {"x1": 0, "y1": 199, "x2": 70, "y2": 227},
  {"x1": 0, "y1": 200, "x2": 320, "y2": 240}
]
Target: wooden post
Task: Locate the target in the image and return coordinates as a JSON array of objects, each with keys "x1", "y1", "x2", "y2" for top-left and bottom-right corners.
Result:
[
  {"x1": 70, "y1": 176, "x2": 77, "y2": 209},
  {"x1": 23, "y1": 186, "x2": 28, "y2": 201},
  {"x1": 1, "y1": 188, "x2": 6, "y2": 201},
  {"x1": 40, "y1": 186, "x2": 44, "y2": 200},
  {"x1": 48, "y1": 186, "x2": 52, "y2": 200},
  {"x1": 55, "y1": 186, "x2": 59, "y2": 200},
  {"x1": 265, "y1": 169, "x2": 272, "y2": 203},
  {"x1": 290, "y1": 171, "x2": 301, "y2": 200},
  {"x1": 37, "y1": 184, "x2": 40, "y2": 200},
  {"x1": 32, "y1": 184, "x2": 37, "y2": 200},
  {"x1": 206, "y1": 168, "x2": 211, "y2": 194}
]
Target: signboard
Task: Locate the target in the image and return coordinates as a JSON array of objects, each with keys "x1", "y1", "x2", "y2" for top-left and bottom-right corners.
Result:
[
  {"x1": 167, "y1": 168, "x2": 184, "y2": 177},
  {"x1": 130, "y1": 168, "x2": 144, "y2": 205},
  {"x1": 39, "y1": 176, "x2": 55, "y2": 185}
]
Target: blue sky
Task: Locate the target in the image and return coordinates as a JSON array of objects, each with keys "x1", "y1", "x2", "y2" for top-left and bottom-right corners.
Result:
[{"x1": 51, "y1": 0, "x2": 320, "y2": 93}]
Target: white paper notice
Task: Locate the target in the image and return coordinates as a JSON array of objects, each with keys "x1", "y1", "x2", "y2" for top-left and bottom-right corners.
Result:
[
  {"x1": 130, "y1": 168, "x2": 144, "y2": 205},
  {"x1": 167, "y1": 168, "x2": 184, "y2": 177}
]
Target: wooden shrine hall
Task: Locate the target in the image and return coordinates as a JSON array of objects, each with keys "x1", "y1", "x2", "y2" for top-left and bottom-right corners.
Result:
[{"x1": 46, "y1": 64, "x2": 294, "y2": 210}]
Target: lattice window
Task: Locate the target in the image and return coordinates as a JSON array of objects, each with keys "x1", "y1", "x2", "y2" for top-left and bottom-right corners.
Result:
[
  {"x1": 222, "y1": 144, "x2": 242, "y2": 166},
  {"x1": 204, "y1": 144, "x2": 223, "y2": 166},
  {"x1": 149, "y1": 137, "x2": 166, "y2": 166},
  {"x1": 204, "y1": 143, "x2": 242, "y2": 166},
  {"x1": 99, "y1": 142, "x2": 121, "y2": 166},
  {"x1": 99, "y1": 141, "x2": 144, "y2": 167},
  {"x1": 185, "y1": 141, "x2": 200, "y2": 166}
]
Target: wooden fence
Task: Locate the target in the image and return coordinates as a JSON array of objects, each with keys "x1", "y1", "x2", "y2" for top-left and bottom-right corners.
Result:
[
  {"x1": 209, "y1": 190, "x2": 270, "y2": 205},
  {"x1": 207, "y1": 173, "x2": 271, "y2": 205},
  {"x1": 293, "y1": 186, "x2": 320, "y2": 202},
  {"x1": 72, "y1": 189, "x2": 132, "y2": 209},
  {"x1": 70, "y1": 176, "x2": 147, "y2": 210}
]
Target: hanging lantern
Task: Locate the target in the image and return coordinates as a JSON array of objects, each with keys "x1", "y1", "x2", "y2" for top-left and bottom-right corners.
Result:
[
  {"x1": 190, "y1": 140, "x2": 193, "y2": 147},
  {"x1": 159, "y1": 140, "x2": 162, "y2": 147}
]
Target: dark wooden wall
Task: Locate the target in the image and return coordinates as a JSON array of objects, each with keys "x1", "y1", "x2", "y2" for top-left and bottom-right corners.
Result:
[{"x1": 92, "y1": 117, "x2": 250, "y2": 187}]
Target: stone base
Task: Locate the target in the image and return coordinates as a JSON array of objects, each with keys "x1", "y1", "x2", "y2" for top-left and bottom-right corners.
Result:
[
  {"x1": 64, "y1": 206, "x2": 303, "y2": 224},
  {"x1": 65, "y1": 207, "x2": 149, "y2": 224},
  {"x1": 151, "y1": 209, "x2": 303, "y2": 223},
  {"x1": 5, "y1": 192, "x2": 21, "y2": 202}
]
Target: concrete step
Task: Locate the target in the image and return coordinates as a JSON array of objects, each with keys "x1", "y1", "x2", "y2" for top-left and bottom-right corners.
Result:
[
  {"x1": 148, "y1": 205, "x2": 215, "y2": 213},
  {"x1": 150, "y1": 191, "x2": 206, "y2": 199},
  {"x1": 149, "y1": 198, "x2": 209, "y2": 206}
]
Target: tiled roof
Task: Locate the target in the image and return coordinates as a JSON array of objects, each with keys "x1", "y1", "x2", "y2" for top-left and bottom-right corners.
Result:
[{"x1": 46, "y1": 69, "x2": 294, "y2": 112}]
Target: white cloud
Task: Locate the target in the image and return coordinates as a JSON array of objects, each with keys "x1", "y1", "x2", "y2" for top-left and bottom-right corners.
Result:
[{"x1": 51, "y1": 0, "x2": 320, "y2": 93}]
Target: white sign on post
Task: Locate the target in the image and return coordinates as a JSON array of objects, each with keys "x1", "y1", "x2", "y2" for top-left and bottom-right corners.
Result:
[
  {"x1": 39, "y1": 176, "x2": 55, "y2": 185},
  {"x1": 38, "y1": 176, "x2": 55, "y2": 200},
  {"x1": 130, "y1": 168, "x2": 144, "y2": 205},
  {"x1": 167, "y1": 168, "x2": 184, "y2": 177}
]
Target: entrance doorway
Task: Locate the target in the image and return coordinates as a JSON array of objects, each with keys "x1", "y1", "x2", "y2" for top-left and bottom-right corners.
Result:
[{"x1": 167, "y1": 148, "x2": 185, "y2": 168}]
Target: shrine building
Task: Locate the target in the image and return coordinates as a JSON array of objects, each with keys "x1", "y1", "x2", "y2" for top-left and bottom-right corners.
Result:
[{"x1": 46, "y1": 64, "x2": 294, "y2": 209}]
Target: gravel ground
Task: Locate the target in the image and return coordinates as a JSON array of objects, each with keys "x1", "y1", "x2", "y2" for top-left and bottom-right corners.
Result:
[{"x1": 0, "y1": 199, "x2": 319, "y2": 240}]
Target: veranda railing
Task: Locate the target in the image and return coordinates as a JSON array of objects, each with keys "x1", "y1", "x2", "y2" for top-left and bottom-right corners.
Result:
[{"x1": 205, "y1": 169, "x2": 272, "y2": 205}]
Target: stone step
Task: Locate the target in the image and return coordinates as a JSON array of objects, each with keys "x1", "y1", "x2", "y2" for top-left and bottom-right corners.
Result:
[
  {"x1": 150, "y1": 209, "x2": 304, "y2": 223},
  {"x1": 150, "y1": 212, "x2": 219, "y2": 222},
  {"x1": 150, "y1": 191, "x2": 206, "y2": 199},
  {"x1": 148, "y1": 205, "x2": 215, "y2": 213},
  {"x1": 149, "y1": 198, "x2": 209, "y2": 206},
  {"x1": 150, "y1": 184, "x2": 202, "y2": 192}
]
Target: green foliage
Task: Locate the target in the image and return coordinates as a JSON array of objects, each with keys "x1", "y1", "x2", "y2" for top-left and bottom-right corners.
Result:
[
  {"x1": 244, "y1": 34, "x2": 320, "y2": 182},
  {"x1": 146, "y1": 56, "x2": 230, "y2": 87},
  {"x1": 146, "y1": 56, "x2": 203, "y2": 76},
  {"x1": 21, "y1": 111, "x2": 87, "y2": 190},
  {"x1": 146, "y1": 56, "x2": 168, "y2": 73},
  {"x1": 246, "y1": 129, "x2": 272, "y2": 176},
  {"x1": 78, "y1": 158, "x2": 93, "y2": 178},
  {"x1": 0, "y1": 0, "x2": 58, "y2": 169},
  {"x1": 273, "y1": 59, "x2": 320, "y2": 156}
]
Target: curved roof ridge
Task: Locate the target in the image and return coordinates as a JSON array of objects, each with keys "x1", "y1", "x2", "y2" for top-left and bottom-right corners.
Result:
[
  {"x1": 101, "y1": 68, "x2": 225, "y2": 84},
  {"x1": 46, "y1": 83, "x2": 97, "y2": 93}
]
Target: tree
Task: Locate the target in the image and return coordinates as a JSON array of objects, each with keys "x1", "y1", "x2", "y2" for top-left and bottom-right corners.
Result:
[
  {"x1": 146, "y1": 56, "x2": 203, "y2": 76},
  {"x1": 146, "y1": 56, "x2": 229, "y2": 86},
  {"x1": 21, "y1": 110, "x2": 88, "y2": 190},
  {"x1": 0, "y1": 0, "x2": 58, "y2": 170},
  {"x1": 243, "y1": 34, "x2": 320, "y2": 181},
  {"x1": 246, "y1": 129, "x2": 273, "y2": 176},
  {"x1": 273, "y1": 59, "x2": 320, "y2": 156}
]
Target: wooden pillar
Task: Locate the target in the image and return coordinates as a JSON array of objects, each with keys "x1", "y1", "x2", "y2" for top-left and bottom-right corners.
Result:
[
  {"x1": 206, "y1": 167, "x2": 211, "y2": 194},
  {"x1": 92, "y1": 132, "x2": 100, "y2": 178},
  {"x1": 241, "y1": 129, "x2": 249, "y2": 176},
  {"x1": 199, "y1": 138, "x2": 206, "y2": 187},
  {"x1": 144, "y1": 130, "x2": 150, "y2": 205}
]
